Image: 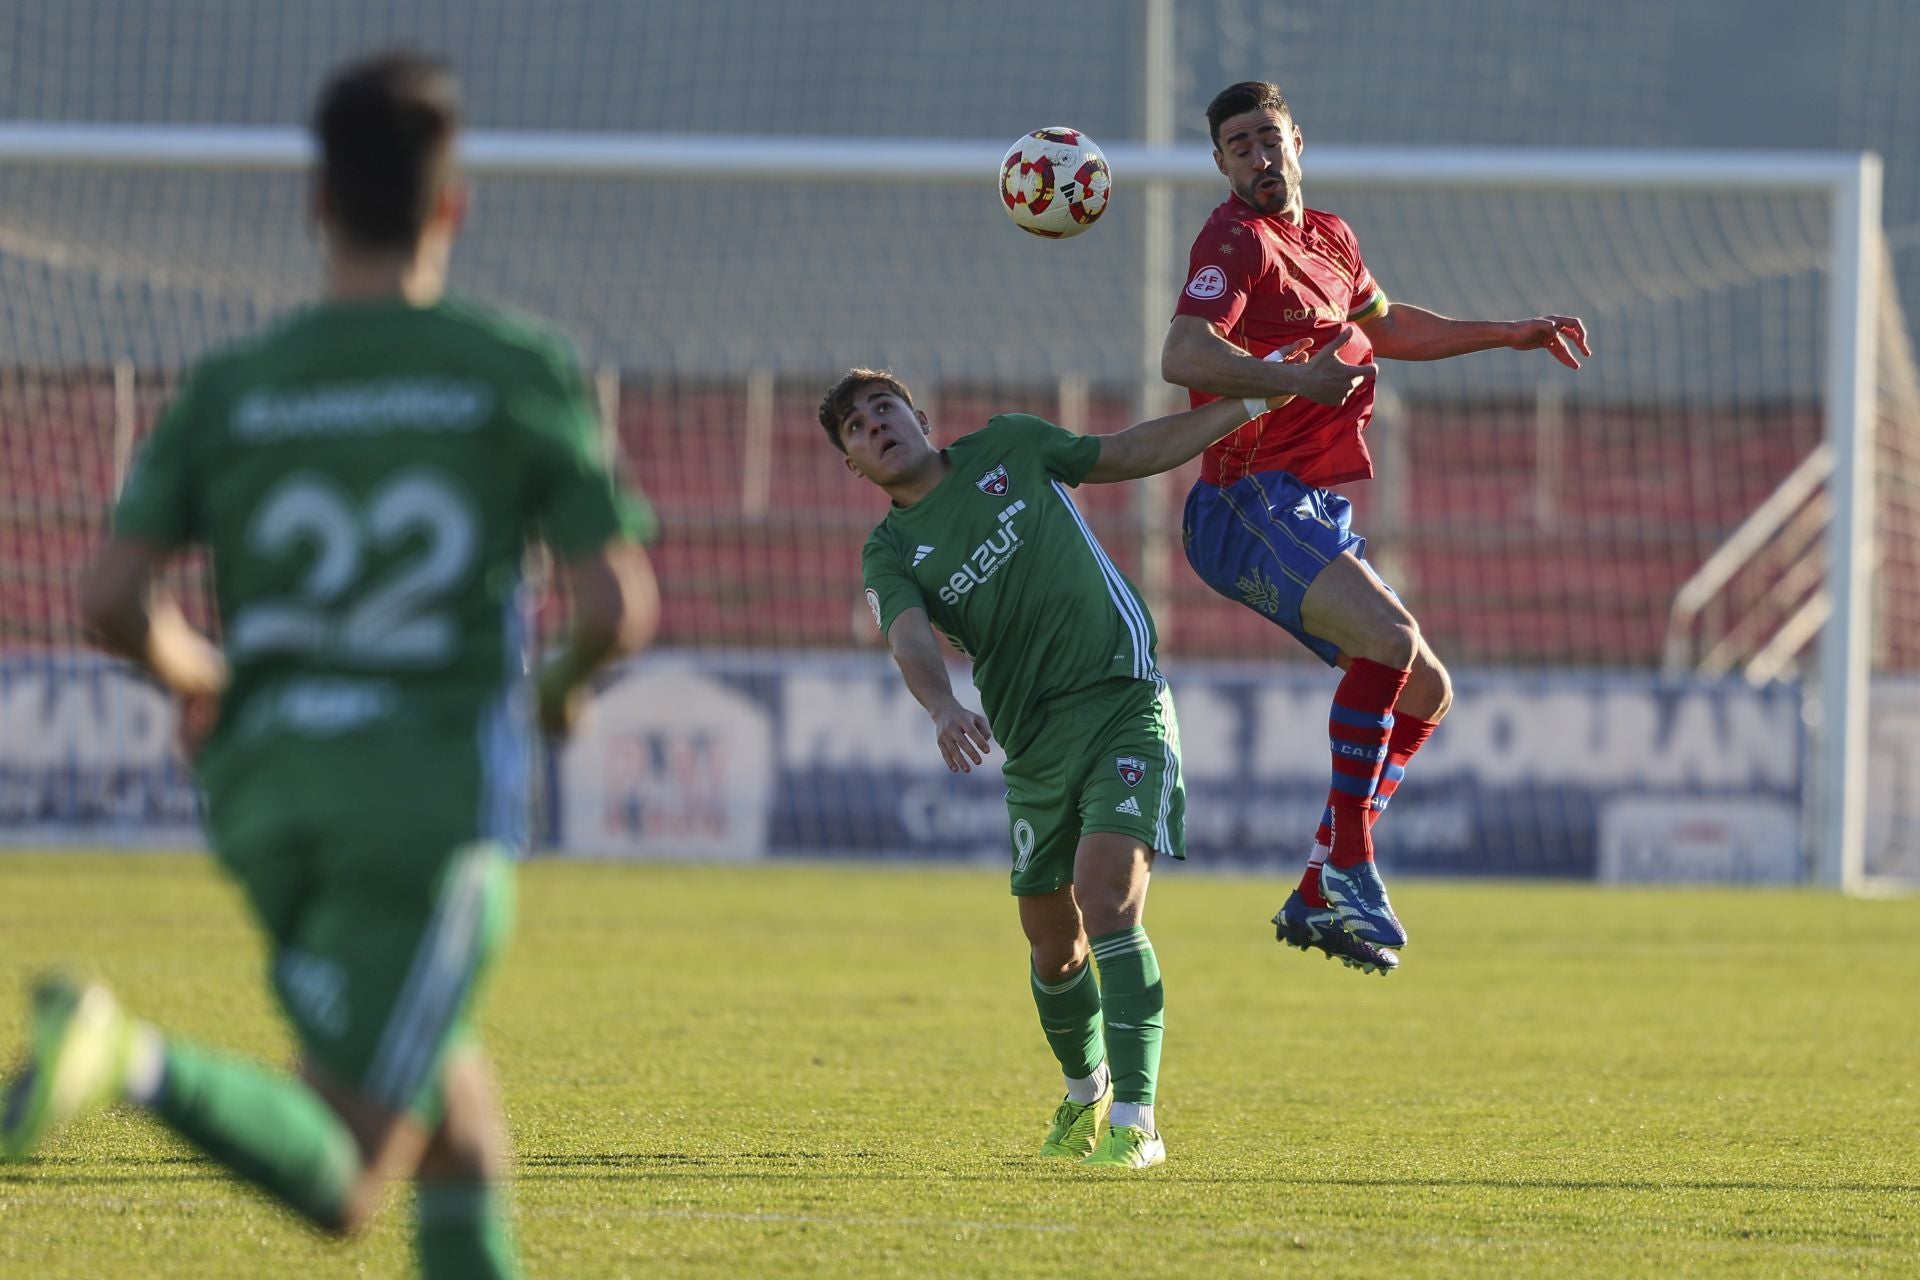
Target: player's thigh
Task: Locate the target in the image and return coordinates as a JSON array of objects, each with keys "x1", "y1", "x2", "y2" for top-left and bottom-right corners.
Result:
[
  {"x1": 1300, "y1": 550, "x2": 1418, "y2": 667},
  {"x1": 1182, "y1": 472, "x2": 1372, "y2": 666},
  {"x1": 1071, "y1": 677, "x2": 1186, "y2": 868},
  {"x1": 1071, "y1": 832, "x2": 1154, "y2": 936}
]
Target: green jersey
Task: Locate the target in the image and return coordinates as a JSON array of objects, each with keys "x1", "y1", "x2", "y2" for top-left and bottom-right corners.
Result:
[
  {"x1": 112, "y1": 295, "x2": 652, "y2": 773},
  {"x1": 862, "y1": 414, "x2": 1160, "y2": 758}
]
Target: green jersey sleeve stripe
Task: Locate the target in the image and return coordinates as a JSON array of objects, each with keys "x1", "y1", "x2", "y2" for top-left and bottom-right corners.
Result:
[{"x1": 1048, "y1": 479, "x2": 1150, "y2": 681}]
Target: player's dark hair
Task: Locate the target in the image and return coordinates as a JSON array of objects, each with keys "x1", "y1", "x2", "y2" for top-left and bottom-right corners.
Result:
[
  {"x1": 313, "y1": 50, "x2": 462, "y2": 251},
  {"x1": 1206, "y1": 81, "x2": 1291, "y2": 149},
  {"x1": 818, "y1": 368, "x2": 917, "y2": 454}
]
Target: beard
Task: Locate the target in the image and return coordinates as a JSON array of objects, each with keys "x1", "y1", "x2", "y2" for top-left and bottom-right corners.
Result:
[{"x1": 1236, "y1": 170, "x2": 1298, "y2": 217}]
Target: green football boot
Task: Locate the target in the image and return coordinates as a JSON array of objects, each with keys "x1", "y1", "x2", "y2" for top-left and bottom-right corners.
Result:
[
  {"x1": 1038, "y1": 1085, "x2": 1112, "y2": 1159},
  {"x1": 1, "y1": 975, "x2": 134, "y2": 1160},
  {"x1": 1083, "y1": 1123, "x2": 1166, "y2": 1169}
]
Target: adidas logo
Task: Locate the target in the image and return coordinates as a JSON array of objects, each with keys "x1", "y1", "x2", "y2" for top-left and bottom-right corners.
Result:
[
  {"x1": 912, "y1": 544, "x2": 935, "y2": 566},
  {"x1": 1114, "y1": 795, "x2": 1142, "y2": 817}
]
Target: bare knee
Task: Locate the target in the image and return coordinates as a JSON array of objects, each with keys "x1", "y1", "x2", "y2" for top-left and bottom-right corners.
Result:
[
  {"x1": 313, "y1": 1131, "x2": 427, "y2": 1237},
  {"x1": 325, "y1": 1177, "x2": 383, "y2": 1238},
  {"x1": 300, "y1": 1061, "x2": 429, "y2": 1236},
  {"x1": 1352, "y1": 614, "x2": 1419, "y2": 670},
  {"x1": 1019, "y1": 885, "x2": 1088, "y2": 984},
  {"x1": 319, "y1": 1055, "x2": 510, "y2": 1238},
  {"x1": 1403, "y1": 646, "x2": 1454, "y2": 721},
  {"x1": 1030, "y1": 936, "x2": 1090, "y2": 985}
]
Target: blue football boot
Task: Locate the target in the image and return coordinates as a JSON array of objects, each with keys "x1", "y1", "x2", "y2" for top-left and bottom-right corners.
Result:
[
  {"x1": 1319, "y1": 861, "x2": 1410, "y2": 948},
  {"x1": 1272, "y1": 891, "x2": 1398, "y2": 975}
]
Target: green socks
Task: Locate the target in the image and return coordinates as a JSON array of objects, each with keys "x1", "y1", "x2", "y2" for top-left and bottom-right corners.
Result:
[
  {"x1": 1030, "y1": 960, "x2": 1105, "y2": 1081},
  {"x1": 1089, "y1": 926, "x2": 1163, "y2": 1107},
  {"x1": 418, "y1": 1180, "x2": 522, "y2": 1279},
  {"x1": 149, "y1": 1038, "x2": 361, "y2": 1230},
  {"x1": 143, "y1": 1035, "x2": 520, "y2": 1277},
  {"x1": 1033, "y1": 928, "x2": 1166, "y2": 1109}
]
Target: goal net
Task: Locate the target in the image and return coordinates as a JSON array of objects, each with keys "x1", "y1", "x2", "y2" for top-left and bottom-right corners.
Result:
[{"x1": 1, "y1": 0, "x2": 1914, "y2": 888}]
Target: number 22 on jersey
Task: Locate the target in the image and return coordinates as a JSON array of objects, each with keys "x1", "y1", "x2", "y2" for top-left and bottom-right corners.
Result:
[{"x1": 228, "y1": 466, "x2": 478, "y2": 667}]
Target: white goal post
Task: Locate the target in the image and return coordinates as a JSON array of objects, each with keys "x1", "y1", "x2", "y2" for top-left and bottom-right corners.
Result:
[{"x1": 0, "y1": 122, "x2": 1884, "y2": 890}]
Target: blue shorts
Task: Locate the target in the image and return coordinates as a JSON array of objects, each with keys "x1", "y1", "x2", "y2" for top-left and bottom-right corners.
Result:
[{"x1": 1182, "y1": 471, "x2": 1374, "y2": 667}]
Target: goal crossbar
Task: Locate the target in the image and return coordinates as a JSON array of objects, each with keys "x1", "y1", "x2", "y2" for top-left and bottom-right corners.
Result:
[{"x1": 0, "y1": 122, "x2": 1877, "y2": 193}]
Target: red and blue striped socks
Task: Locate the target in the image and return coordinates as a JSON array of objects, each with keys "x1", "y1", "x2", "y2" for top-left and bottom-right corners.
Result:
[
  {"x1": 1325, "y1": 659, "x2": 1410, "y2": 870},
  {"x1": 1370, "y1": 711, "x2": 1439, "y2": 824},
  {"x1": 1297, "y1": 667, "x2": 1441, "y2": 901}
]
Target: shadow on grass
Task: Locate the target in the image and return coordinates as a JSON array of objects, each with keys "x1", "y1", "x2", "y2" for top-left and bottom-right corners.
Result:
[
  {"x1": 3, "y1": 1153, "x2": 204, "y2": 1168},
  {"x1": 0, "y1": 1152, "x2": 226, "y2": 1187},
  {"x1": 519, "y1": 1151, "x2": 883, "y2": 1170},
  {"x1": 15, "y1": 1151, "x2": 1913, "y2": 1200},
  {"x1": 514, "y1": 1152, "x2": 1920, "y2": 1197}
]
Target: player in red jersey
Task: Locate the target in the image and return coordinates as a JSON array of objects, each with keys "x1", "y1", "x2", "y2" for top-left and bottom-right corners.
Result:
[{"x1": 1162, "y1": 81, "x2": 1590, "y2": 966}]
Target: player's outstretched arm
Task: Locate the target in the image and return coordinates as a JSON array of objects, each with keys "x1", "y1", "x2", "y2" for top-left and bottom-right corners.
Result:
[
  {"x1": 1085, "y1": 340, "x2": 1314, "y2": 483},
  {"x1": 884, "y1": 607, "x2": 993, "y2": 774},
  {"x1": 1162, "y1": 316, "x2": 1375, "y2": 405},
  {"x1": 536, "y1": 540, "x2": 660, "y2": 737},
  {"x1": 79, "y1": 536, "x2": 227, "y2": 699},
  {"x1": 1359, "y1": 304, "x2": 1590, "y2": 367}
]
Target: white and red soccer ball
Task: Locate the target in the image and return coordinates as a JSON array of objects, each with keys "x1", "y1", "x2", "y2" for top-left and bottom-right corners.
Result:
[{"x1": 999, "y1": 127, "x2": 1111, "y2": 239}]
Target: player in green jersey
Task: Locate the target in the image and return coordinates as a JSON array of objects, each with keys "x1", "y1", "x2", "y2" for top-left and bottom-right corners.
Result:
[
  {"x1": 0, "y1": 53, "x2": 657, "y2": 1278},
  {"x1": 821, "y1": 346, "x2": 1362, "y2": 1169}
]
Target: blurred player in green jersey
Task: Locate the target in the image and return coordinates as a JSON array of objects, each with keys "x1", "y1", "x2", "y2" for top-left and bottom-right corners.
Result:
[
  {"x1": 821, "y1": 344, "x2": 1364, "y2": 1170},
  {"x1": 1, "y1": 52, "x2": 658, "y2": 1278}
]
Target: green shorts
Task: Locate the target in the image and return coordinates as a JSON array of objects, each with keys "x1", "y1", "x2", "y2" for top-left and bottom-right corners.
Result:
[
  {"x1": 200, "y1": 729, "x2": 519, "y2": 1122},
  {"x1": 1002, "y1": 676, "x2": 1186, "y2": 897}
]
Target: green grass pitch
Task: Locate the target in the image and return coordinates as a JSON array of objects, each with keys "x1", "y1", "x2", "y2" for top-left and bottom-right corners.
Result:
[{"x1": 1, "y1": 852, "x2": 1915, "y2": 1278}]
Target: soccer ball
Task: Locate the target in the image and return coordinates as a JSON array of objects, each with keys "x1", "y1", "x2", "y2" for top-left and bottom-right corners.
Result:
[{"x1": 998, "y1": 127, "x2": 1111, "y2": 239}]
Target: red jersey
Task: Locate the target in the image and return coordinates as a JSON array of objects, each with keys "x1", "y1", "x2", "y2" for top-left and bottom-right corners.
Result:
[{"x1": 1173, "y1": 200, "x2": 1388, "y2": 488}]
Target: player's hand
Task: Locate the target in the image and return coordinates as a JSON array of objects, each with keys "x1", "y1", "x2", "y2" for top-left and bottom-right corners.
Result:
[
  {"x1": 174, "y1": 691, "x2": 220, "y2": 762},
  {"x1": 1287, "y1": 326, "x2": 1377, "y2": 406},
  {"x1": 1509, "y1": 315, "x2": 1591, "y2": 369},
  {"x1": 931, "y1": 701, "x2": 994, "y2": 773},
  {"x1": 1258, "y1": 338, "x2": 1315, "y2": 410}
]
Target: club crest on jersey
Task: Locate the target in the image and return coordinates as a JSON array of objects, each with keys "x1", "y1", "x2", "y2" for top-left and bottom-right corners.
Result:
[
  {"x1": 1115, "y1": 755, "x2": 1147, "y2": 788},
  {"x1": 1185, "y1": 265, "x2": 1227, "y2": 300},
  {"x1": 976, "y1": 464, "x2": 1010, "y2": 496}
]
